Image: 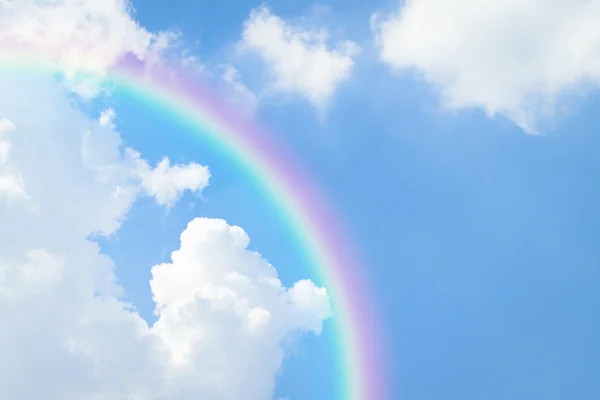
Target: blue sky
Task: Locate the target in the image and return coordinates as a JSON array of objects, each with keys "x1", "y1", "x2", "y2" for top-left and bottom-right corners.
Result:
[{"x1": 2, "y1": 0, "x2": 600, "y2": 399}]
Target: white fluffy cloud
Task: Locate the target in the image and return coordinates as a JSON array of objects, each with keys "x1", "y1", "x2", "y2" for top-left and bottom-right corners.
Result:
[
  {"x1": 0, "y1": 0, "x2": 174, "y2": 97},
  {"x1": 371, "y1": 0, "x2": 600, "y2": 132},
  {"x1": 238, "y1": 6, "x2": 360, "y2": 110},
  {"x1": 0, "y1": 71, "x2": 331, "y2": 399},
  {"x1": 150, "y1": 218, "x2": 330, "y2": 398},
  {"x1": 136, "y1": 156, "x2": 210, "y2": 208},
  {"x1": 0, "y1": 0, "x2": 151, "y2": 70}
]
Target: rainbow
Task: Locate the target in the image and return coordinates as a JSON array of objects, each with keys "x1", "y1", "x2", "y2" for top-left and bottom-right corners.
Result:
[{"x1": 0, "y1": 51, "x2": 388, "y2": 400}]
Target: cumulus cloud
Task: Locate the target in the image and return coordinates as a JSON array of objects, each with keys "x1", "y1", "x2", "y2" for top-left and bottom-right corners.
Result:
[
  {"x1": 371, "y1": 0, "x2": 600, "y2": 132},
  {"x1": 136, "y1": 156, "x2": 211, "y2": 208},
  {"x1": 0, "y1": 0, "x2": 175, "y2": 97},
  {"x1": 0, "y1": 66, "x2": 330, "y2": 400},
  {"x1": 150, "y1": 218, "x2": 331, "y2": 398},
  {"x1": 238, "y1": 6, "x2": 360, "y2": 111}
]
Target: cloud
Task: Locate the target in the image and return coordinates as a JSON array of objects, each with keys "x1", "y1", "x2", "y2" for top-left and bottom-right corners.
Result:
[
  {"x1": 0, "y1": 118, "x2": 16, "y2": 164},
  {"x1": 0, "y1": 118, "x2": 16, "y2": 134},
  {"x1": 0, "y1": 0, "x2": 174, "y2": 97},
  {"x1": 238, "y1": 6, "x2": 360, "y2": 111},
  {"x1": 0, "y1": 0, "x2": 150, "y2": 71},
  {"x1": 219, "y1": 64, "x2": 259, "y2": 116},
  {"x1": 151, "y1": 218, "x2": 331, "y2": 398},
  {"x1": 77, "y1": 109, "x2": 211, "y2": 233},
  {"x1": 0, "y1": 172, "x2": 28, "y2": 201},
  {"x1": 371, "y1": 0, "x2": 600, "y2": 132},
  {"x1": 0, "y1": 118, "x2": 27, "y2": 201},
  {"x1": 135, "y1": 156, "x2": 211, "y2": 208},
  {"x1": 98, "y1": 108, "x2": 116, "y2": 128},
  {"x1": 0, "y1": 61, "x2": 330, "y2": 400}
]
